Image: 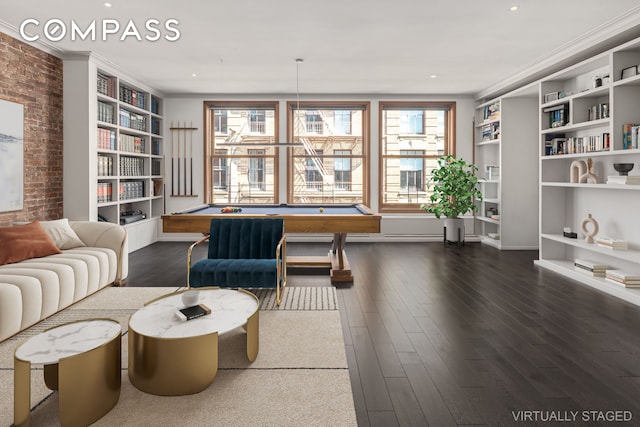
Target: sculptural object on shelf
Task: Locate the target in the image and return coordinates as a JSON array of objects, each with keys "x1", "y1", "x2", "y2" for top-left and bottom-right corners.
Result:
[
  {"x1": 570, "y1": 160, "x2": 587, "y2": 183},
  {"x1": 581, "y1": 213, "x2": 599, "y2": 243},
  {"x1": 579, "y1": 158, "x2": 599, "y2": 183}
]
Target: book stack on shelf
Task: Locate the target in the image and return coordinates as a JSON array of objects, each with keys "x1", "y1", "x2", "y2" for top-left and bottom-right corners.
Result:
[
  {"x1": 574, "y1": 259, "x2": 609, "y2": 277},
  {"x1": 97, "y1": 155, "x2": 113, "y2": 176},
  {"x1": 97, "y1": 128, "x2": 116, "y2": 150},
  {"x1": 487, "y1": 233, "x2": 500, "y2": 240},
  {"x1": 605, "y1": 270, "x2": 640, "y2": 287},
  {"x1": 119, "y1": 85, "x2": 147, "y2": 110},
  {"x1": 97, "y1": 101, "x2": 115, "y2": 124},
  {"x1": 607, "y1": 175, "x2": 640, "y2": 185},
  {"x1": 481, "y1": 102, "x2": 500, "y2": 121},
  {"x1": 543, "y1": 104, "x2": 569, "y2": 128},
  {"x1": 595, "y1": 237, "x2": 628, "y2": 251},
  {"x1": 119, "y1": 134, "x2": 145, "y2": 153},
  {"x1": 97, "y1": 183, "x2": 112, "y2": 203},
  {"x1": 97, "y1": 73, "x2": 116, "y2": 98}
]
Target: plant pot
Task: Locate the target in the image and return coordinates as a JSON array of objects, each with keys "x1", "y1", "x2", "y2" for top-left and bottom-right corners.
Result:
[{"x1": 444, "y1": 217, "x2": 465, "y2": 242}]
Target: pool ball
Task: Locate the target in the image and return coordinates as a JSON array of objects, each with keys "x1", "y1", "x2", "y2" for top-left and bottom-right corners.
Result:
[{"x1": 319, "y1": 207, "x2": 324, "y2": 213}]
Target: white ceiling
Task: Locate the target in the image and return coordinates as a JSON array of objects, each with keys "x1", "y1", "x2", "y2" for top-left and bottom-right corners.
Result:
[{"x1": 2, "y1": 0, "x2": 640, "y2": 98}]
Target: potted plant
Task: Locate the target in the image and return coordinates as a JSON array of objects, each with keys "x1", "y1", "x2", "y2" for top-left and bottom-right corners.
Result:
[{"x1": 420, "y1": 155, "x2": 483, "y2": 242}]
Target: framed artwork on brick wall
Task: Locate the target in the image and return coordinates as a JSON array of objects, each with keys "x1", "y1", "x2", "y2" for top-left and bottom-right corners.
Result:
[{"x1": 0, "y1": 99, "x2": 24, "y2": 212}]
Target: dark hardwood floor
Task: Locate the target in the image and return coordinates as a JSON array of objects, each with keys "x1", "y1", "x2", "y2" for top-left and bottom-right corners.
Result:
[{"x1": 127, "y1": 241, "x2": 640, "y2": 426}]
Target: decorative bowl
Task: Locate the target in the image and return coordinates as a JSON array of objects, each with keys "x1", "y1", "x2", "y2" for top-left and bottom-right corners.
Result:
[
  {"x1": 613, "y1": 163, "x2": 634, "y2": 176},
  {"x1": 181, "y1": 290, "x2": 200, "y2": 306}
]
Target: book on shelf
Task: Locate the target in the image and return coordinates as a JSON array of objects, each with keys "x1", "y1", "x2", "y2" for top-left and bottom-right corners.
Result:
[
  {"x1": 606, "y1": 175, "x2": 640, "y2": 185},
  {"x1": 574, "y1": 259, "x2": 609, "y2": 277},
  {"x1": 622, "y1": 124, "x2": 639, "y2": 150},
  {"x1": 490, "y1": 214, "x2": 500, "y2": 221},
  {"x1": 605, "y1": 270, "x2": 640, "y2": 287},
  {"x1": 594, "y1": 237, "x2": 628, "y2": 251},
  {"x1": 487, "y1": 233, "x2": 500, "y2": 240}
]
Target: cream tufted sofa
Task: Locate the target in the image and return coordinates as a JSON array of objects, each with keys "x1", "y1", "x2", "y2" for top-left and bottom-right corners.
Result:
[{"x1": 0, "y1": 221, "x2": 128, "y2": 342}]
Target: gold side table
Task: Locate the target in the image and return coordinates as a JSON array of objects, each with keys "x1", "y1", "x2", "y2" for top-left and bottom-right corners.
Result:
[
  {"x1": 128, "y1": 287, "x2": 259, "y2": 396},
  {"x1": 14, "y1": 318, "x2": 122, "y2": 427}
]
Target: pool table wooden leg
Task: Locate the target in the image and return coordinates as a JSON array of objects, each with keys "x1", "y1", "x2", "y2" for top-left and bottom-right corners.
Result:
[{"x1": 330, "y1": 233, "x2": 353, "y2": 282}]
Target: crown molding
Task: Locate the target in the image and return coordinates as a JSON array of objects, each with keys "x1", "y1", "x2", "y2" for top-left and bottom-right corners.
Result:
[
  {"x1": 0, "y1": 18, "x2": 64, "y2": 57},
  {"x1": 475, "y1": 6, "x2": 640, "y2": 101}
]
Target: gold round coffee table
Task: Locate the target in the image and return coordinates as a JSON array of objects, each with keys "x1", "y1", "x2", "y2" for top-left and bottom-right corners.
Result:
[{"x1": 128, "y1": 287, "x2": 259, "y2": 396}]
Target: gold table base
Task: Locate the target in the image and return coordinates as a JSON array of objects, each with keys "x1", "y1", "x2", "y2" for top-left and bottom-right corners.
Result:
[{"x1": 14, "y1": 324, "x2": 121, "y2": 427}]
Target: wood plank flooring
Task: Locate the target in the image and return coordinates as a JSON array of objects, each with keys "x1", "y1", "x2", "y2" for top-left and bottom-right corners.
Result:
[{"x1": 127, "y1": 241, "x2": 640, "y2": 426}]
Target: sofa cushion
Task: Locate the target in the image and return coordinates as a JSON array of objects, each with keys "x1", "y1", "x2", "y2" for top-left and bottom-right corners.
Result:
[
  {"x1": 0, "y1": 221, "x2": 61, "y2": 266},
  {"x1": 0, "y1": 283, "x2": 22, "y2": 341},
  {"x1": 40, "y1": 218, "x2": 86, "y2": 249}
]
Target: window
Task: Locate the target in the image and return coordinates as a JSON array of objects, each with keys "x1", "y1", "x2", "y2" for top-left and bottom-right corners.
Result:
[
  {"x1": 248, "y1": 150, "x2": 265, "y2": 190},
  {"x1": 213, "y1": 149, "x2": 228, "y2": 190},
  {"x1": 305, "y1": 111, "x2": 323, "y2": 134},
  {"x1": 379, "y1": 102, "x2": 455, "y2": 211},
  {"x1": 305, "y1": 150, "x2": 323, "y2": 190},
  {"x1": 288, "y1": 102, "x2": 369, "y2": 204},
  {"x1": 334, "y1": 150, "x2": 351, "y2": 190},
  {"x1": 204, "y1": 102, "x2": 278, "y2": 204},
  {"x1": 248, "y1": 110, "x2": 266, "y2": 133},
  {"x1": 334, "y1": 111, "x2": 351, "y2": 134},
  {"x1": 400, "y1": 151, "x2": 424, "y2": 190},
  {"x1": 214, "y1": 110, "x2": 227, "y2": 134}
]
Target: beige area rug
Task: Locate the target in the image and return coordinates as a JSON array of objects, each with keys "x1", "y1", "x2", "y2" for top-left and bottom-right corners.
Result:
[{"x1": 0, "y1": 287, "x2": 356, "y2": 427}]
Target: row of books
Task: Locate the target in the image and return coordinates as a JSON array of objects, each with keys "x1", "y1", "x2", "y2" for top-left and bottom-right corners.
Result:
[
  {"x1": 544, "y1": 134, "x2": 610, "y2": 155},
  {"x1": 480, "y1": 102, "x2": 500, "y2": 122},
  {"x1": 606, "y1": 175, "x2": 640, "y2": 185},
  {"x1": 120, "y1": 181, "x2": 145, "y2": 200},
  {"x1": 151, "y1": 118, "x2": 161, "y2": 136},
  {"x1": 119, "y1": 85, "x2": 147, "y2": 110},
  {"x1": 98, "y1": 101, "x2": 116, "y2": 124},
  {"x1": 622, "y1": 124, "x2": 640, "y2": 150},
  {"x1": 120, "y1": 134, "x2": 145, "y2": 154},
  {"x1": 97, "y1": 73, "x2": 116, "y2": 98},
  {"x1": 586, "y1": 103, "x2": 609, "y2": 121},
  {"x1": 119, "y1": 109, "x2": 147, "y2": 132},
  {"x1": 481, "y1": 122, "x2": 500, "y2": 141},
  {"x1": 574, "y1": 259, "x2": 640, "y2": 287},
  {"x1": 151, "y1": 159, "x2": 162, "y2": 176},
  {"x1": 97, "y1": 181, "x2": 147, "y2": 203},
  {"x1": 97, "y1": 182, "x2": 113, "y2": 203},
  {"x1": 97, "y1": 128, "x2": 116, "y2": 150},
  {"x1": 151, "y1": 97, "x2": 161, "y2": 115},
  {"x1": 543, "y1": 104, "x2": 569, "y2": 128},
  {"x1": 120, "y1": 156, "x2": 145, "y2": 176},
  {"x1": 98, "y1": 155, "x2": 114, "y2": 176}
]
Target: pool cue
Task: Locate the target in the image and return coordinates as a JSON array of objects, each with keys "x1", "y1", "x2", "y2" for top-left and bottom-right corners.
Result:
[
  {"x1": 170, "y1": 122, "x2": 175, "y2": 195},
  {"x1": 183, "y1": 123, "x2": 187, "y2": 196},
  {"x1": 189, "y1": 121, "x2": 193, "y2": 195},
  {"x1": 177, "y1": 121, "x2": 181, "y2": 195}
]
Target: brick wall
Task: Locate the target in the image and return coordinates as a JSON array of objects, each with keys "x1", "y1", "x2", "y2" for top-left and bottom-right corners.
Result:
[{"x1": 0, "y1": 32, "x2": 63, "y2": 227}]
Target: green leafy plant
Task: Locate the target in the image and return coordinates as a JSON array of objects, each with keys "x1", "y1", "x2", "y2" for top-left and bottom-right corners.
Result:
[{"x1": 420, "y1": 155, "x2": 483, "y2": 219}]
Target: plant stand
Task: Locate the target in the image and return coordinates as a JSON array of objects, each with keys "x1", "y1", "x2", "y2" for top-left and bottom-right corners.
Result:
[{"x1": 443, "y1": 225, "x2": 464, "y2": 246}]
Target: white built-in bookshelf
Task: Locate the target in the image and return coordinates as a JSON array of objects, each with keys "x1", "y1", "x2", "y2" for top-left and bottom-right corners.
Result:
[
  {"x1": 63, "y1": 54, "x2": 164, "y2": 251},
  {"x1": 535, "y1": 35, "x2": 640, "y2": 306},
  {"x1": 474, "y1": 85, "x2": 539, "y2": 250}
]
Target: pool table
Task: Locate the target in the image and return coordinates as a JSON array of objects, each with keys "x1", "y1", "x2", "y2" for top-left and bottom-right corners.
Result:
[{"x1": 162, "y1": 203, "x2": 381, "y2": 283}]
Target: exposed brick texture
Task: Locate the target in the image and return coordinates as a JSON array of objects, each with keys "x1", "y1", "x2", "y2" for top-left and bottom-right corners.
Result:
[{"x1": 0, "y1": 32, "x2": 63, "y2": 227}]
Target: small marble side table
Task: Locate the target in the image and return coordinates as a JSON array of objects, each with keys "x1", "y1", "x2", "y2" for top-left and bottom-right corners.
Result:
[{"x1": 14, "y1": 319, "x2": 122, "y2": 427}]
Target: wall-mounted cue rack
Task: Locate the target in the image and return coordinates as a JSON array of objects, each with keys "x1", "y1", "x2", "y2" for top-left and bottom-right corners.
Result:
[{"x1": 170, "y1": 121, "x2": 198, "y2": 197}]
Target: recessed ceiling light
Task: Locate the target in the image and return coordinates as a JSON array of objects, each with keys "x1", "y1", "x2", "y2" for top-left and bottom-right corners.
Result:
[
  {"x1": 192, "y1": 73, "x2": 197, "y2": 77},
  {"x1": 510, "y1": 5, "x2": 519, "y2": 11},
  {"x1": 104, "y1": 2, "x2": 112, "y2": 7},
  {"x1": 429, "y1": 75, "x2": 437, "y2": 79}
]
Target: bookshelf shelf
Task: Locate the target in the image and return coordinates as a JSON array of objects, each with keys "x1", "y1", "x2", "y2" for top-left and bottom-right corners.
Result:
[
  {"x1": 536, "y1": 35, "x2": 640, "y2": 307},
  {"x1": 63, "y1": 55, "x2": 165, "y2": 252}
]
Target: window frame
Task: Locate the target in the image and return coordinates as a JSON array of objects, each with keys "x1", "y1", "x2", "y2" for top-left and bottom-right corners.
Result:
[
  {"x1": 286, "y1": 101, "x2": 370, "y2": 206},
  {"x1": 379, "y1": 101, "x2": 456, "y2": 213},
  {"x1": 203, "y1": 101, "x2": 279, "y2": 204}
]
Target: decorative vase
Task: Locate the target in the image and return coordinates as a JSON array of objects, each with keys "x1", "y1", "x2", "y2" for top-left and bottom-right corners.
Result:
[
  {"x1": 181, "y1": 290, "x2": 200, "y2": 306},
  {"x1": 581, "y1": 214, "x2": 599, "y2": 243},
  {"x1": 444, "y1": 217, "x2": 465, "y2": 242}
]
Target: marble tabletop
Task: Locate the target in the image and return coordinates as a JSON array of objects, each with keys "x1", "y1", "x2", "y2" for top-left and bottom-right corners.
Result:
[
  {"x1": 128, "y1": 289, "x2": 258, "y2": 339},
  {"x1": 15, "y1": 319, "x2": 121, "y2": 365}
]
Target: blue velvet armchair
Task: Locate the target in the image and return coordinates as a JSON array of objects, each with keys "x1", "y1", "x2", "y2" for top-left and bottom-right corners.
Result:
[{"x1": 187, "y1": 218, "x2": 287, "y2": 304}]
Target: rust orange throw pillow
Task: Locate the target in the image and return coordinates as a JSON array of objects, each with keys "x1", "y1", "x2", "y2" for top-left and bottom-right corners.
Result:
[{"x1": 0, "y1": 221, "x2": 62, "y2": 266}]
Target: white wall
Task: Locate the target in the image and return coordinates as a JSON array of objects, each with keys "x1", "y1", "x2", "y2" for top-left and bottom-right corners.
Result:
[{"x1": 159, "y1": 94, "x2": 476, "y2": 242}]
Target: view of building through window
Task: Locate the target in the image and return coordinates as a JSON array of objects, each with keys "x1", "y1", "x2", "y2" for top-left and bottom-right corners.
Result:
[
  {"x1": 205, "y1": 102, "x2": 278, "y2": 204},
  {"x1": 380, "y1": 102, "x2": 455, "y2": 211},
  {"x1": 289, "y1": 102, "x2": 368, "y2": 204}
]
